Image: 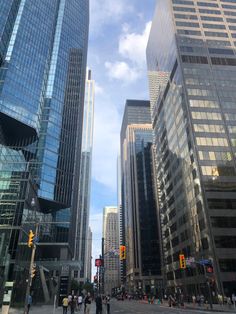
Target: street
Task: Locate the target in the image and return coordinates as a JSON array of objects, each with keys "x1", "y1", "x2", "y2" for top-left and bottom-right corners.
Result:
[{"x1": 7, "y1": 299, "x2": 236, "y2": 314}]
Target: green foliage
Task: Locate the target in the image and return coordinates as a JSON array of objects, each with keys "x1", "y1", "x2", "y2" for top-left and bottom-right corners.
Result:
[
  {"x1": 83, "y1": 281, "x2": 93, "y2": 293},
  {"x1": 71, "y1": 279, "x2": 80, "y2": 293}
]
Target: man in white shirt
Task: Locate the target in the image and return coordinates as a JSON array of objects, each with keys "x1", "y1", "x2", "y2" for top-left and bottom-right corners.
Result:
[{"x1": 78, "y1": 295, "x2": 83, "y2": 311}]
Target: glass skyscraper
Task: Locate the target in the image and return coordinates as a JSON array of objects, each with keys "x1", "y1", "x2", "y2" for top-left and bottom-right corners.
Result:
[
  {"x1": 120, "y1": 100, "x2": 162, "y2": 294},
  {"x1": 0, "y1": 0, "x2": 89, "y2": 303},
  {"x1": 75, "y1": 68, "x2": 94, "y2": 284},
  {"x1": 147, "y1": 0, "x2": 236, "y2": 297}
]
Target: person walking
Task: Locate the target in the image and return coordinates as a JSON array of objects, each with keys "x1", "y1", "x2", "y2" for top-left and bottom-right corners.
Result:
[
  {"x1": 95, "y1": 294, "x2": 102, "y2": 314},
  {"x1": 62, "y1": 296, "x2": 69, "y2": 314},
  {"x1": 84, "y1": 292, "x2": 92, "y2": 314},
  {"x1": 70, "y1": 292, "x2": 76, "y2": 314},
  {"x1": 27, "y1": 294, "x2": 32, "y2": 313},
  {"x1": 106, "y1": 295, "x2": 110, "y2": 314},
  {"x1": 232, "y1": 293, "x2": 236, "y2": 308},
  {"x1": 78, "y1": 294, "x2": 83, "y2": 311}
]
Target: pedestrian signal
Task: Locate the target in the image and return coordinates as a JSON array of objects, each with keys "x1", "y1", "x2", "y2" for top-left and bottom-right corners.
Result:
[
  {"x1": 120, "y1": 245, "x2": 126, "y2": 260},
  {"x1": 206, "y1": 265, "x2": 214, "y2": 274},
  {"x1": 179, "y1": 254, "x2": 186, "y2": 269},
  {"x1": 28, "y1": 230, "x2": 35, "y2": 247}
]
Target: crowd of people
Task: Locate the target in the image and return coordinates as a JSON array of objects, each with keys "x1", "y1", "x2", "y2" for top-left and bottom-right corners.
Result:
[
  {"x1": 166, "y1": 292, "x2": 236, "y2": 309},
  {"x1": 62, "y1": 292, "x2": 111, "y2": 314}
]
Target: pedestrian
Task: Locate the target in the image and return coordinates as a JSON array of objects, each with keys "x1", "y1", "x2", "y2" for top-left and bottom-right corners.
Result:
[
  {"x1": 78, "y1": 294, "x2": 83, "y2": 311},
  {"x1": 218, "y1": 293, "x2": 223, "y2": 306},
  {"x1": 84, "y1": 292, "x2": 92, "y2": 314},
  {"x1": 192, "y1": 295, "x2": 196, "y2": 307},
  {"x1": 196, "y1": 294, "x2": 200, "y2": 306},
  {"x1": 180, "y1": 293, "x2": 184, "y2": 307},
  {"x1": 232, "y1": 293, "x2": 236, "y2": 308},
  {"x1": 62, "y1": 296, "x2": 69, "y2": 314},
  {"x1": 106, "y1": 295, "x2": 110, "y2": 314},
  {"x1": 69, "y1": 292, "x2": 76, "y2": 314},
  {"x1": 227, "y1": 296, "x2": 232, "y2": 308},
  {"x1": 200, "y1": 294, "x2": 205, "y2": 306},
  {"x1": 95, "y1": 294, "x2": 103, "y2": 314},
  {"x1": 27, "y1": 294, "x2": 32, "y2": 313}
]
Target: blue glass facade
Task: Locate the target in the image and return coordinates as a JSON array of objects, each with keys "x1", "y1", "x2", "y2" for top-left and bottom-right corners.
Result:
[{"x1": 0, "y1": 0, "x2": 89, "y2": 304}]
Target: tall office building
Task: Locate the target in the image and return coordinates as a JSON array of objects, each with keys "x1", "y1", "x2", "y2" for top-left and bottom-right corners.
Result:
[
  {"x1": 75, "y1": 68, "x2": 94, "y2": 284},
  {"x1": 103, "y1": 206, "x2": 120, "y2": 294},
  {"x1": 0, "y1": 0, "x2": 89, "y2": 303},
  {"x1": 117, "y1": 156, "x2": 125, "y2": 285},
  {"x1": 120, "y1": 100, "x2": 162, "y2": 294},
  {"x1": 147, "y1": 0, "x2": 236, "y2": 297},
  {"x1": 86, "y1": 227, "x2": 92, "y2": 283}
]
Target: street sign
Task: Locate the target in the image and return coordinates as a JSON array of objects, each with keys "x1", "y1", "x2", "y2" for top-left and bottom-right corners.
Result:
[
  {"x1": 199, "y1": 259, "x2": 212, "y2": 265},
  {"x1": 186, "y1": 257, "x2": 195, "y2": 266}
]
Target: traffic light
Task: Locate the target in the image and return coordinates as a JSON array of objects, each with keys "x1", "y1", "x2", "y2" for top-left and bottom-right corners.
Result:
[
  {"x1": 206, "y1": 265, "x2": 214, "y2": 274},
  {"x1": 120, "y1": 245, "x2": 126, "y2": 260},
  {"x1": 28, "y1": 230, "x2": 35, "y2": 247},
  {"x1": 31, "y1": 264, "x2": 36, "y2": 278},
  {"x1": 179, "y1": 254, "x2": 186, "y2": 269}
]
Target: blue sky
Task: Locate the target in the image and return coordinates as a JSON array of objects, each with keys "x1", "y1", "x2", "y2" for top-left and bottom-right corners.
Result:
[{"x1": 88, "y1": 0, "x2": 156, "y2": 277}]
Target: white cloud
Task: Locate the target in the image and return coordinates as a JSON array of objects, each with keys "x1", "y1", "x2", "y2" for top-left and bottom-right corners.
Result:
[
  {"x1": 119, "y1": 21, "x2": 152, "y2": 66},
  {"x1": 90, "y1": 0, "x2": 133, "y2": 34},
  {"x1": 92, "y1": 96, "x2": 120, "y2": 189},
  {"x1": 95, "y1": 82, "x2": 104, "y2": 95},
  {"x1": 104, "y1": 21, "x2": 152, "y2": 84},
  {"x1": 89, "y1": 212, "x2": 103, "y2": 235},
  {"x1": 105, "y1": 61, "x2": 141, "y2": 83}
]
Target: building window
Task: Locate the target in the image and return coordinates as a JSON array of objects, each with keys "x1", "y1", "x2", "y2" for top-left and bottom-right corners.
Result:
[
  {"x1": 211, "y1": 217, "x2": 236, "y2": 228},
  {"x1": 215, "y1": 236, "x2": 236, "y2": 248},
  {"x1": 219, "y1": 259, "x2": 236, "y2": 272}
]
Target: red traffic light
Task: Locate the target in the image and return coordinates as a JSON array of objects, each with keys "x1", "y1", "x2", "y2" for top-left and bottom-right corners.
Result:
[{"x1": 206, "y1": 265, "x2": 213, "y2": 273}]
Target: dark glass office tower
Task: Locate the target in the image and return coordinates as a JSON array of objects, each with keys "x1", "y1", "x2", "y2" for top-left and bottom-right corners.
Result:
[
  {"x1": 0, "y1": 0, "x2": 89, "y2": 303},
  {"x1": 120, "y1": 100, "x2": 162, "y2": 294},
  {"x1": 147, "y1": 0, "x2": 236, "y2": 297}
]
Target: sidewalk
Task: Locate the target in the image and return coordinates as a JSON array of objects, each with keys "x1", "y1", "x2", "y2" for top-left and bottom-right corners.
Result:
[
  {"x1": 7, "y1": 302, "x2": 96, "y2": 314},
  {"x1": 161, "y1": 301, "x2": 236, "y2": 312}
]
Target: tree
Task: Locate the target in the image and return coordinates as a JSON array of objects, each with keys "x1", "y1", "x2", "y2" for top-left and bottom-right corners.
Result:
[
  {"x1": 71, "y1": 279, "x2": 80, "y2": 294},
  {"x1": 83, "y1": 282, "x2": 93, "y2": 294}
]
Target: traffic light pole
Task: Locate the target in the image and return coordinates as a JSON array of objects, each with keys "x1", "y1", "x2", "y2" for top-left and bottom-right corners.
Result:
[
  {"x1": 24, "y1": 223, "x2": 38, "y2": 314},
  {"x1": 203, "y1": 265, "x2": 213, "y2": 310}
]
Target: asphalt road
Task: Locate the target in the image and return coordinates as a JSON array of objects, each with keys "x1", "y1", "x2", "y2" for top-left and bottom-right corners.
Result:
[{"x1": 109, "y1": 300, "x2": 213, "y2": 314}]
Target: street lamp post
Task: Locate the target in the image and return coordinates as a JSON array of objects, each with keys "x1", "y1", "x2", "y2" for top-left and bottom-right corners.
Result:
[{"x1": 24, "y1": 198, "x2": 38, "y2": 314}]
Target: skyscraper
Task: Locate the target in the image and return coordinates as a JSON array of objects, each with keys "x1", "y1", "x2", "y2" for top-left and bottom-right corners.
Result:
[
  {"x1": 86, "y1": 227, "x2": 92, "y2": 283},
  {"x1": 147, "y1": 0, "x2": 236, "y2": 297},
  {"x1": 120, "y1": 100, "x2": 162, "y2": 294},
  {"x1": 117, "y1": 156, "x2": 125, "y2": 285},
  {"x1": 75, "y1": 68, "x2": 95, "y2": 284},
  {"x1": 0, "y1": 0, "x2": 89, "y2": 303},
  {"x1": 103, "y1": 206, "x2": 120, "y2": 294}
]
